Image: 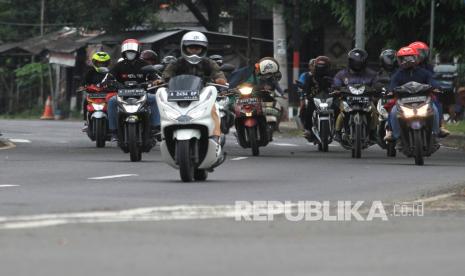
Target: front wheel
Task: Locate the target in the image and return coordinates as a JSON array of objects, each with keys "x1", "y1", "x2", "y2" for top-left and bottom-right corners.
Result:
[
  {"x1": 247, "y1": 127, "x2": 259, "y2": 156},
  {"x1": 320, "y1": 120, "x2": 330, "y2": 152},
  {"x1": 127, "y1": 124, "x2": 141, "y2": 162},
  {"x1": 177, "y1": 140, "x2": 195, "y2": 182},
  {"x1": 413, "y1": 130, "x2": 424, "y2": 165},
  {"x1": 387, "y1": 142, "x2": 396, "y2": 157},
  {"x1": 352, "y1": 123, "x2": 362, "y2": 159},
  {"x1": 94, "y1": 118, "x2": 106, "y2": 148}
]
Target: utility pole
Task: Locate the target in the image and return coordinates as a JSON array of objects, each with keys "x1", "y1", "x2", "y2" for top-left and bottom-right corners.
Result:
[
  {"x1": 273, "y1": 4, "x2": 289, "y2": 119},
  {"x1": 40, "y1": 0, "x2": 45, "y2": 36},
  {"x1": 429, "y1": 0, "x2": 435, "y2": 62},
  {"x1": 355, "y1": 0, "x2": 365, "y2": 49},
  {"x1": 247, "y1": 0, "x2": 253, "y2": 65}
]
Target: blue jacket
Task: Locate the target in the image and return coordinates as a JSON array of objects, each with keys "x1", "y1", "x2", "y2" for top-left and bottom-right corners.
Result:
[{"x1": 388, "y1": 67, "x2": 437, "y2": 91}]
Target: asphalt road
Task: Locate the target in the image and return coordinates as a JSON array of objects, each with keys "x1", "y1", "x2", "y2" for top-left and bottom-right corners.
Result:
[{"x1": 1, "y1": 119, "x2": 464, "y2": 276}]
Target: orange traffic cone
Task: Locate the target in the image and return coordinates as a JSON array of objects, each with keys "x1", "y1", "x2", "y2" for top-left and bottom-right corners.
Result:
[{"x1": 40, "y1": 96, "x2": 54, "y2": 120}]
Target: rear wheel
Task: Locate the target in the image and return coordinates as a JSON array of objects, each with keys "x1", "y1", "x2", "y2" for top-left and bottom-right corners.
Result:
[
  {"x1": 320, "y1": 120, "x2": 330, "y2": 152},
  {"x1": 177, "y1": 140, "x2": 195, "y2": 182},
  {"x1": 95, "y1": 118, "x2": 106, "y2": 148},
  {"x1": 127, "y1": 124, "x2": 141, "y2": 162},
  {"x1": 414, "y1": 130, "x2": 424, "y2": 165},
  {"x1": 247, "y1": 127, "x2": 259, "y2": 156}
]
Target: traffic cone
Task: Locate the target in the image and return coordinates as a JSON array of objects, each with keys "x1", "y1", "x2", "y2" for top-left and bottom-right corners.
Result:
[{"x1": 40, "y1": 96, "x2": 54, "y2": 120}]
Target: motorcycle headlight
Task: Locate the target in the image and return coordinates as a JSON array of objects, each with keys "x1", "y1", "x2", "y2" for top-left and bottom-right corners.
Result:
[
  {"x1": 92, "y1": 103, "x2": 105, "y2": 111},
  {"x1": 239, "y1": 86, "x2": 253, "y2": 96},
  {"x1": 122, "y1": 103, "x2": 141, "y2": 114},
  {"x1": 416, "y1": 104, "x2": 429, "y2": 117},
  {"x1": 320, "y1": 103, "x2": 329, "y2": 109},
  {"x1": 136, "y1": 94, "x2": 147, "y2": 104},
  {"x1": 349, "y1": 86, "x2": 365, "y2": 95},
  {"x1": 400, "y1": 105, "x2": 415, "y2": 118}
]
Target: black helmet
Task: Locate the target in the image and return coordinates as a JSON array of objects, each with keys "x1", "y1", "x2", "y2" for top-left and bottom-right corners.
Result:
[
  {"x1": 140, "y1": 50, "x2": 158, "y2": 65},
  {"x1": 314, "y1": 56, "x2": 331, "y2": 77},
  {"x1": 161, "y1": 55, "x2": 177, "y2": 65},
  {"x1": 348, "y1": 48, "x2": 368, "y2": 72},
  {"x1": 379, "y1": 49, "x2": 397, "y2": 72},
  {"x1": 209, "y1": 54, "x2": 223, "y2": 66}
]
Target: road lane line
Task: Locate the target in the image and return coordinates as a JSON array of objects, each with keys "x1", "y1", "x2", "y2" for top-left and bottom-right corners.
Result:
[
  {"x1": 413, "y1": 193, "x2": 456, "y2": 204},
  {"x1": 8, "y1": 139, "x2": 31, "y2": 143},
  {"x1": 271, "y1": 142, "x2": 299, "y2": 147},
  {"x1": 0, "y1": 185, "x2": 19, "y2": 188},
  {"x1": 88, "y1": 174, "x2": 138, "y2": 180},
  {"x1": 231, "y1": 157, "x2": 248, "y2": 161}
]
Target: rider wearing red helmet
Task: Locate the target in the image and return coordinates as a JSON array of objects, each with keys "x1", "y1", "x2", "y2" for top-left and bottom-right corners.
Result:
[{"x1": 409, "y1": 41, "x2": 433, "y2": 73}]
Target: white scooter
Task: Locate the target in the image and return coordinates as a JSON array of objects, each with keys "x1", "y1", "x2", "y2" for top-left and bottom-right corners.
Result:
[{"x1": 156, "y1": 74, "x2": 225, "y2": 182}]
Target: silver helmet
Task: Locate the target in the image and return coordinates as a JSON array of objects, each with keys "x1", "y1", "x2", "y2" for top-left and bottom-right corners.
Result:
[{"x1": 180, "y1": 31, "x2": 208, "y2": 65}]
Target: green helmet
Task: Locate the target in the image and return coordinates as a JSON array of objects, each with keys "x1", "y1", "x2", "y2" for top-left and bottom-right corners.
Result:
[{"x1": 91, "y1": 51, "x2": 111, "y2": 72}]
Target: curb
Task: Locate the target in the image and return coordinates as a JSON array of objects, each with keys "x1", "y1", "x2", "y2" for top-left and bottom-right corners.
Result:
[{"x1": 441, "y1": 133, "x2": 465, "y2": 151}]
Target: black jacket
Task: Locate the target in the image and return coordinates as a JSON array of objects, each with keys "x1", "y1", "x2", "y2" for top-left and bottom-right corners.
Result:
[{"x1": 110, "y1": 59, "x2": 151, "y2": 84}]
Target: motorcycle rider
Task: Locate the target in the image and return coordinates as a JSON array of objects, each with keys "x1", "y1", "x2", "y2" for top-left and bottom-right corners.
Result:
[
  {"x1": 107, "y1": 39, "x2": 161, "y2": 141},
  {"x1": 161, "y1": 31, "x2": 226, "y2": 143},
  {"x1": 377, "y1": 49, "x2": 398, "y2": 138},
  {"x1": 140, "y1": 49, "x2": 158, "y2": 65},
  {"x1": 81, "y1": 51, "x2": 112, "y2": 132},
  {"x1": 333, "y1": 48, "x2": 379, "y2": 142},
  {"x1": 409, "y1": 41, "x2": 450, "y2": 137},
  {"x1": 298, "y1": 58, "x2": 316, "y2": 87},
  {"x1": 385, "y1": 46, "x2": 441, "y2": 144},
  {"x1": 300, "y1": 56, "x2": 333, "y2": 140}
]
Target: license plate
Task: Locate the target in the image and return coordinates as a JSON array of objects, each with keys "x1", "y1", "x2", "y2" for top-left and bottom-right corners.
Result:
[
  {"x1": 118, "y1": 89, "x2": 146, "y2": 97},
  {"x1": 401, "y1": 96, "x2": 427, "y2": 103},
  {"x1": 348, "y1": 96, "x2": 369, "y2": 102},
  {"x1": 238, "y1": 97, "x2": 258, "y2": 105},
  {"x1": 167, "y1": 90, "x2": 199, "y2": 101},
  {"x1": 87, "y1": 93, "x2": 108, "y2": 99}
]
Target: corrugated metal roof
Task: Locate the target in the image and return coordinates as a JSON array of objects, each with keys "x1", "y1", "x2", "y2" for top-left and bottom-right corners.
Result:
[{"x1": 138, "y1": 30, "x2": 183, "y2": 43}]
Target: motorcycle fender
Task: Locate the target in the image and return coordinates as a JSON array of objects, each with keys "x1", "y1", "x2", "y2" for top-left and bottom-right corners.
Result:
[
  {"x1": 244, "y1": 118, "x2": 257, "y2": 128},
  {"x1": 159, "y1": 141, "x2": 178, "y2": 169},
  {"x1": 173, "y1": 129, "x2": 201, "y2": 140},
  {"x1": 198, "y1": 139, "x2": 222, "y2": 169},
  {"x1": 91, "y1": 111, "x2": 107, "y2": 119},
  {"x1": 410, "y1": 120, "x2": 423, "y2": 130}
]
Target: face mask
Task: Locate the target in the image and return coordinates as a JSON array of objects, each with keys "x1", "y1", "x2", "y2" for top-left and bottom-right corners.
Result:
[{"x1": 126, "y1": 52, "x2": 136, "y2": 61}]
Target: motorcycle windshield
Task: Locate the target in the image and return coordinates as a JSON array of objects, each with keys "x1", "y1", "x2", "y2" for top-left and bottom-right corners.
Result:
[{"x1": 168, "y1": 75, "x2": 204, "y2": 93}]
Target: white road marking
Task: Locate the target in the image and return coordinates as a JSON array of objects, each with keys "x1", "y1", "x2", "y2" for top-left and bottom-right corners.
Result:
[
  {"x1": 0, "y1": 185, "x2": 19, "y2": 188},
  {"x1": 88, "y1": 174, "x2": 138, "y2": 180},
  {"x1": 8, "y1": 139, "x2": 31, "y2": 143},
  {"x1": 231, "y1": 157, "x2": 248, "y2": 161},
  {"x1": 413, "y1": 193, "x2": 456, "y2": 204},
  {"x1": 271, "y1": 142, "x2": 299, "y2": 147}
]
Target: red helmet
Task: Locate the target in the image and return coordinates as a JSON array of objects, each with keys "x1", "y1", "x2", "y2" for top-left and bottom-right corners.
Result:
[
  {"x1": 397, "y1": 47, "x2": 418, "y2": 69},
  {"x1": 409, "y1": 41, "x2": 429, "y2": 62},
  {"x1": 121, "y1": 39, "x2": 141, "y2": 60}
]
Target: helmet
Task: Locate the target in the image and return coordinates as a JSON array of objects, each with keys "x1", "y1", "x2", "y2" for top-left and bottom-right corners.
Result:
[
  {"x1": 180, "y1": 31, "x2": 208, "y2": 64},
  {"x1": 161, "y1": 55, "x2": 177, "y2": 65},
  {"x1": 379, "y1": 49, "x2": 398, "y2": 72},
  {"x1": 140, "y1": 50, "x2": 158, "y2": 65},
  {"x1": 255, "y1": 57, "x2": 281, "y2": 81},
  {"x1": 308, "y1": 58, "x2": 316, "y2": 73},
  {"x1": 409, "y1": 41, "x2": 429, "y2": 62},
  {"x1": 313, "y1": 56, "x2": 331, "y2": 79},
  {"x1": 121, "y1": 39, "x2": 141, "y2": 61},
  {"x1": 396, "y1": 46, "x2": 419, "y2": 69},
  {"x1": 209, "y1": 54, "x2": 223, "y2": 66},
  {"x1": 91, "y1": 51, "x2": 111, "y2": 71},
  {"x1": 348, "y1": 48, "x2": 368, "y2": 72}
]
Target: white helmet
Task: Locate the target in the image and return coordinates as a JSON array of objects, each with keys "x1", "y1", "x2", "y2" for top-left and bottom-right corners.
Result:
[
  {"x1": 256, "y1": 57, "x2": 281, "y2": 81},
  {"x1": 180, "y1": 31, "x2": 208, "y2": 64}
]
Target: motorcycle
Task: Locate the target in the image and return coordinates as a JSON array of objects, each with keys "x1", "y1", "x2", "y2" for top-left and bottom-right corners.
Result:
[
  {"x1": 376, "y1": 88, "x2": 396, "y2": 157},
  {"x1": 115, "y1": 80, "x2": 157, "y2": 162},
  {"x1": 335, "y1": 84, "x2": 377, "y2": 159},
  {"x1": 393, "y1": 81, "x2": 439, "y2": 165},
  {"x1": 216, "y1": 91, "x2": 235, "y2": 136},
  {"x1": 234, "y1": 84, "x2": 280, "y2": 156},
  {"x1": 84, "y1": 84, "x2": 116, "y2": 148},
  {"x1": 155, "y1": 74, "x2": 226, "y2": 182},
  {"x1": 311, "y1": 92, "x2": 334, "y2": 152}
]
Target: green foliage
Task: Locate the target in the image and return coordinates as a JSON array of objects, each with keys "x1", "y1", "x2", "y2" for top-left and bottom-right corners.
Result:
[{"x1": 14, "y1": 63, "x2": 48, "y2": 87}]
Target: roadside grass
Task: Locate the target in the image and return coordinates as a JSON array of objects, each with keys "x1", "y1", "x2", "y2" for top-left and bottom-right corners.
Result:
[
  {"x1": 0, "y1": 107, "x2": 42, "y2": 119},
  {"x1": 445, "y1": 120, "x2": 465, "y2": 134}
]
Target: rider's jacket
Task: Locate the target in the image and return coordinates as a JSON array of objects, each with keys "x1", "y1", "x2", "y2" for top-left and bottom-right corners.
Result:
[
  {"x1": 333, "y1": 68, "x2": 378, "y2": 88},
  {"x1": 388, "y1": 67, "x2": 436, "y2": 91},
  {"x1": 110, "y1": 59, "x2": 151, "y2": 84},
  {"x1": 84, "y1": 68, "x2": 106, "y2": 86},
  {"x1": 162, "y1": 57, "x2": 225, "y2": 81}
]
